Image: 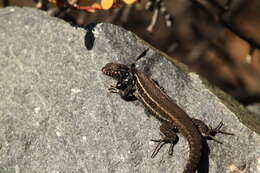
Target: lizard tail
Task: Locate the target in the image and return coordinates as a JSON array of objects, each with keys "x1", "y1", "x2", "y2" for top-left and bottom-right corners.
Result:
[{"x1": 183, "y1": 133, "x2": 203, "y2": 173}]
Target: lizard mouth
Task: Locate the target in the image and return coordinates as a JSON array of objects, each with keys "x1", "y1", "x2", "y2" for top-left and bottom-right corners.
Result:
[
  {"x1": 102, "y1": 67, "x2": 114, "y2": 76},
  {"x1": 102, "y1": 66, "x2": 120, "y2": 80}
]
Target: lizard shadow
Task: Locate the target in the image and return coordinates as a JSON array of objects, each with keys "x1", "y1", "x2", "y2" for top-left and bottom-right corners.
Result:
[
  {"x1": 197, "y1": 139, "x2": 211, "y2": 173},
  {"x1": 68, "y1": 23, "x2": 97, "y2": 50},
  {"x1": 83, "y1": 23, "x2": 97, "y2": 50},
  {"x1": 122, "y1": 96, "x2": 138, "y2": 102}
]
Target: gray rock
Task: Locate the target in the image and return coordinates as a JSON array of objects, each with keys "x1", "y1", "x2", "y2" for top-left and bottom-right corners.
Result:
[
  {"x1": 0, "y1": 7, "x2": 259, "y2": 173},
  {"x1": 247, "y1": 104, "x2": 260, "y2": 116}
]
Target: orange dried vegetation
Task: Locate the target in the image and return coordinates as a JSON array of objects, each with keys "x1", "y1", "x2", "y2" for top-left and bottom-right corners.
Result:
[{"x1": 48, "y1": 0, "x2": 136, "y2": 12}]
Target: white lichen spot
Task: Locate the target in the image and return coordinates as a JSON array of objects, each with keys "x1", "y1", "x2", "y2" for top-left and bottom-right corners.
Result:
[
  {"x1": 34, "y1": 107, "x2": 41, "y2": 114},
  {"x1": 10, "y1": 8, "x2": 15, "y2": 12},
  {"x1": 56, "y1": 131, "x2": 61, "y2": 137},
  {"x1": 51, "y1": 170, "x2": 59, "y2": 173},
  {"x1": 15, "y1": 165, "x2": 20, "y2": 173},
  {"x1": 120, "y1": 153, "x2": 126, "y2": 161},
  {"x1": 189, "y1": 72, "x2": 201, "y2": 81},
  {"x1": 47, "y1": 144, "x2": 51, "y2": 149},
  {"x1": 92, "y1": 28, "x2": 100, "y2": 37},
  {"x1": 228, "y1": 164, "x2": 244, "y2": 173},
  {"x1": 257, "y1": 157, "x2": 260, "y2": 172},
  {"x1": 71, "y1": 88, "x2": 81, "y2": 94},
  {"x1": 82, "y1": 136, "x2": 87, "y2": 141},
  {"x1": 35, "y1": 121, "x2": 39, "y2": 126}
]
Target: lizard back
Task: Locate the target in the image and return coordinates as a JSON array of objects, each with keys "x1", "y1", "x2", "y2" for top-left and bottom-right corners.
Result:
[{"x1": 133, "y1": 68, "x2": 203, "y2": 173}]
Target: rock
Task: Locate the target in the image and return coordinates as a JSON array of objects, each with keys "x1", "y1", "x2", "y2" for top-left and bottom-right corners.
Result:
[
  {"x1": 0, "y1": 7, "x2": 259, "y2": 173},
  {"x1": 247, "y1": 103, "x2": 260, "y2": 116}
]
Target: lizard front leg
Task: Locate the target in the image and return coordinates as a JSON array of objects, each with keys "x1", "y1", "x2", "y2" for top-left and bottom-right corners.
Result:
[{"x1": 108, "y1": 81, "x2": 136, "y2": 100}]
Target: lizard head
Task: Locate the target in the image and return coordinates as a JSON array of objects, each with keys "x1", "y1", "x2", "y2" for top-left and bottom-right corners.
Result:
[{"x1": 101, "y1": 63, "x2": 131, "y2": 81}]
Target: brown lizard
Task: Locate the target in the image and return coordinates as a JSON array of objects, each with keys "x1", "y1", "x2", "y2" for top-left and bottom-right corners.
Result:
[{"x1": 101, "y1": 52, "x2": 232, "y2": 172}]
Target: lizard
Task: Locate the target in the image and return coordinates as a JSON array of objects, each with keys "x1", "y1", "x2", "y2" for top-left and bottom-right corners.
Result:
[{"x1": 101, "y1": 51, "x2": 232, "y2": 172}]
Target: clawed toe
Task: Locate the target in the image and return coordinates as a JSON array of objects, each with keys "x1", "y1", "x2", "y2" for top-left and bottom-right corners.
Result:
[
  {"x1": 205, "y1": 121, "x2": 234, "y2": 143},
  {"x1": 108, "y1": 86, "x2": 119, "y2": 93},
  {"x1": 150, "y1": 136, "x2": 178, "y2": 158}
]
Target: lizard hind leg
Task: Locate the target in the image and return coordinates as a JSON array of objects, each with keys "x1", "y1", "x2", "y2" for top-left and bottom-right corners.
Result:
[
  {"x1": 150, "y1": 122, "x2": 179, "y2": 158},
  {"x1": 192, "y1": 118, "x2": 234, "y2": 144}
]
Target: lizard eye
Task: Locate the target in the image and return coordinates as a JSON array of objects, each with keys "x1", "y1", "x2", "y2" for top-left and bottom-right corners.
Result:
[{"x1": 122, "y1": 72, "x2": 130, "y2": 79}]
